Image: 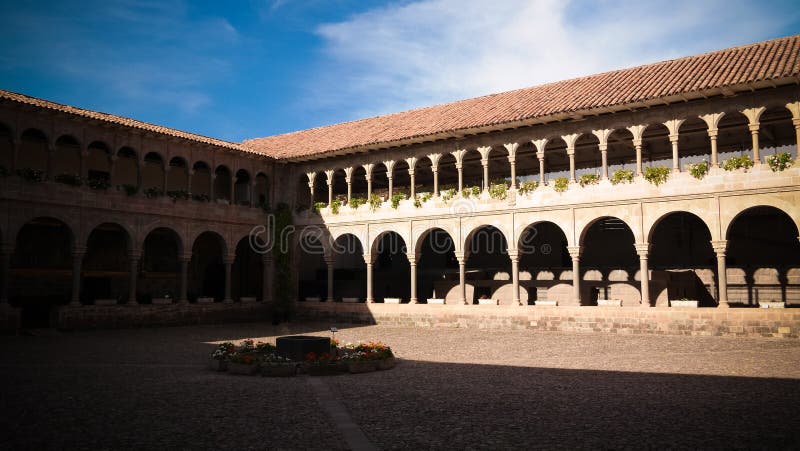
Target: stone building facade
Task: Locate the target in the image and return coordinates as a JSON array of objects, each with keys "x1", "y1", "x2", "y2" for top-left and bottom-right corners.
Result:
[{"x1": 1, "y1": 35, "x2": 799, "y2": 334}]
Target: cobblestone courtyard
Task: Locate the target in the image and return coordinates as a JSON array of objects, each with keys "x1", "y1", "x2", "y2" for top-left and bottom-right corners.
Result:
[{"x1": 2, "y1": 322, "x2": 799, "y2": 450}]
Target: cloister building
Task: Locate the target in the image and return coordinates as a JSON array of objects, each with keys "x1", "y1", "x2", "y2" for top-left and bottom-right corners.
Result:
[{"x1": 1, "y1": 35, "x2": 799, "y2": 333}]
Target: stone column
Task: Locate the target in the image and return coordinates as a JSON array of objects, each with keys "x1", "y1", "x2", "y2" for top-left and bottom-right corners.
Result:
[
  {"x1": 664, "y1": 119, "x2": 685, "y2": 173},
  {"x1": 163, "y1": 164, "x2": 170, "y2": 192},
  {"x1": 427, "y1": 153, "x2": 441, "y2": 196},
  {"x1": 325, "y1": 255, "x2": 335, "y2": 302},
  {"x1": 344, "y1": 166, "x2": 353, "y2": 203},
  {"x1": 627, "y1": 125, "x2": 647, "y2": 177},
  {"x1": 408, "y1": 168, "x2": 416, "y2": 199},
  {"x1": 383, "y1": 160, "x2": 395, "y2": 199},
  {"x1": 80, "y1": 149, "x2": 89, "y2": 181},
  {"x1": 363, "y1": 164, "x2": 373, "y2": 200},
  {"x1": 365, "y1": 255, "x2": 374, "y2": 303},
  {"x1": 210, "y1": 173, "x2": 217, "y2": 202},
  {"x1": 537, "y1": 152, "x2": 545, "y2": 185},
  {"x1": 249, "y1": 180, "x2": 256, "y2": 207},
  {"x1": 306, "y1": 172, "x2": 316, "y2": 207},
  {"x1": 635, "y1": 243, "x2": 650, "y2": 307},
  {"x1": 187, "y1": 169, "x2": 194, "y2": 195},
  {"x1": 592, "y1": 130, "x2": 612, "y2": 181},
  {"x1": 109, "y1": 155, "x2": 117, "y2": 186},
  {"x1": 509, "y1": 250, "x2": 521, "y2": 306},
  {"x1": 408, "y1": 255, "x2": 418, "y2": 303},
  {"x1": 127, "y1": 250, "x2": 141, "y2": 304},
  {"x1": 700, "y1": 113, "x2": 725, "y2": 168},
  {"x1": 178, "y1": 254, "x2": 190, "y2": 303},
  {"x1": 742, "y1": 107, "x2": 766, "y2": 165},
  {"x1": 504, "y1": 143, "x2": 519, "y2": 189},
  {"x1": 562, "y1": 134, "x2": 580, "y2": 183},
  {"x1": 712, "y1": 240, "x2": 729, "y2": 308},
  {"x1": 786, "y1": 102, "x2": 800, "y2": 162},
  {"x1": 325, "y1": 170, "x2": 334, "y2": 206},
  {"x1": 451, "y1": 150, "x2": 465, "y2": 193},
  {"x1": 262, "y1": 252, "x2": 273, "y2": 303},
  {"x1": 477, "y1": 146, "x2": 491, "y2": 195},
  {"x1": 70, "y1": 246, "x2": 86, "y2": 306},
  {"x1": 567, "y1": 246, "x2": 581, "y2": 305},
  {"x1": 456, "y1": 251, "x2": 467, "y2": 304},
  {"x1": 223, "y1": 255, "x2": 234, "y2": 303},
  {"x1": 0, "y1": 245, "x2": 13, "y2": 305}
]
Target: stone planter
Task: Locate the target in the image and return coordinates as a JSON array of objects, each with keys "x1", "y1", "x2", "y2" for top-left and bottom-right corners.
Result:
[
  {"x1": 670, "y1": 299, "x2": 698, "y2": 308},
  {"x1": 305, "y1": 363, "x2": 344, "y2": 376},
  {"x1": 535, "y1": 300, "x2": 557, "y2": 306},
  {"x1": 227, "y1": 362, "x2": 258, "y2": 375},
  {"x1": 760, "y1": 301, "x2": 785, "y2": 309},
  {"x1": 240, "y1": 296, "x2": 257, "y2": 303},
  {"x1": 152, "y1": 297, "x2": 172, "y2": 305},
  {"x1": 208, "y1": 357, "x2": 227, "y2": 372},
  {"x1": 346, "y1": 360, "x2": 376, "y2": 374},
  {"x1": 478, "y1": 298, "x2": 498, "y2": 305},
  {"x1": 305, "y1": 296, "x2": 322, "y2": 302},
  {"x1": 94, "y1": 298, "x2": 117, "y2": 306},
  {"x1": 196, "y1": 297, "x2": 214, "y2": 304},
  {"x1": 383, "y1": 297, "x2": 401, "y2": 304},
  {"x1": 260, "y1": 363, "x2": 297, "y2": 377},
  {"x1": 597, "y1": 299, "x2": 622, "y2": 307},
  {"x1": 342, "y1": 297, "x2": 360, "y2": 303},
  {"x1": 375, "y1": 357, "x2": 396, "y2": 371},
  {"x1": 426, "y1": 298, "x2": 445, "y2": 304}
]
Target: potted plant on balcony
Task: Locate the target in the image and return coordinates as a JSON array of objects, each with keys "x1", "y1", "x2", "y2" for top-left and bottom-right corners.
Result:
[
  {"x1": 553, "y1": 177, "x2": 569, "y2": 193},
  {"x1": 144, "y1": 187, "x2": 164, "y2": 198},
  {"x1": 16, "y1": 168, "x2": 44, "y2": 183},
  {"x1": 766, "y1": 152, "x2": 793, "y2": 172},
  {"x1": 722, "y1": 155, "x2": 754, "y2": 172},
  {"x1": 610, "y1": 169, "x2": 634, "y2": 185},
  {"x1": 87, "y1": 177, "x2": 111, "y2": 190},
  {"x1": 517, "y1": 180, "x2": 538, "y2": 195},
  {"x1": 349, "y1": 196, "x2": 366, "y2": 210},
  {"x1": 688, "y1": 161, "x2": 709, "y2": 179},
  {"x1": 578, "y1": 174, "x2": 599, "y2": 187},
  {"x1": 643, "y1": 166, "x2": 670, "y2": 186}
]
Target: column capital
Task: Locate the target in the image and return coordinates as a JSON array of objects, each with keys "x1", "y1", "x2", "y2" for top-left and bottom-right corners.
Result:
[
  {"x1": 786, "y1": 101, "x2": 800, "y2": 120},
  {"x1": 699, "y1": 112, "x2": 725, "y2": 132},
  {"x1": 406, "y1": 255, "x2": 417, "y2": 266},
  {"x1": 503, "y1": 142, "x2": 519, "y2": 159},
  {"x1": 627, "y1": 124, "x2": 647, "y2": 144},
  {"x1": 324, "y1": 169, "x2": 335, "y2": 185},
  {"x1": 741, "y1": 106, "x2": 766, "y2": 126},
  {"x1": 634, "y1": 243, "x2": 650, "y2": 256},
  {"x1": 306, "y1": 171, "x2": 316, "y2": 184},
  {"x1": 363, "y1": 253, "x2": 375, "y2": 265},
  {"x1": 591, "y1": 129, "x2": 613, "y2": 147},
  {"x1": 561, "y1": 133, "x2": 580, "y2": 152},
  {"x1": 382, "y1": 160, "x2": 395, "y2": 174},
  {"x1": 451, "y1": 149, "x2": 466, "y2": 165},
  {"x1": 663, "y1": 118, "x2": 685, "y2": 136},
  {"x1": 128, "y1": 249, "x2": 142, "y2": 260},
  {"x1": 178, "y1": 253, "x2": 192, "y2": 263},
  {"x1": 323, "y1": 254, "x2": 335, "y2": 265},
  {"x1": 72, "y1": 246, "x2": 88, "y2": 257},
  {"x1": 405, "y1": 156, "x2": 418, "y2": 169},
  {"x1": 711, "y1": 240, "x2": 728, "y2": 254},
  {"x1": 261, "y1": 252, "x2": 273, "y2": 263},
  {"x1": 454, "y1": 251, "x2": 466, "y2": 263},
  {"x1": 343, "y1": 166, "x2": 354, "y2": 179},
  {"x1": 566, "y1": 245, "x2": 581, "y2": 259},
  {"x1": 507, "y1": 249, "x2": 519, "y2": 260},
  {"x1": 223, "y1": 255, "x2": 236, "y2": 265},
  {"x1": 427, "y1": 153, "x2": 442, "y2": 169},
  {"x1": 362, "y1": 163, "x2": 374, "y2": 178},
  {"x1": 531, "y1": 138, "x2": 548, "y2": 154},
  {"x1": 477, "y1": 146, "x2": 492, "y2": 163}
]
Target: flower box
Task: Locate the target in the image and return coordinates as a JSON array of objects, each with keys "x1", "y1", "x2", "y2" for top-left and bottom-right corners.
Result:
[
  {"x1": 535, "y1": 300, "x2": 558, "y2": 306},
  {"x1": 426, "y1": 298, "x2": 445, "y2": 304},
  {"x1": 259, "y1": 363, "x2": 297, "y2": 377},
  {"x1": 196, "y1": 297, "x2": 214, "y2": 304},
  {"x1": 152, "y1": 297, "x2": 172, "y2": 305},
  {"x1": 240, "y1": 296, "x2": 257, "y2": 303},
  {"x1": 342, "y1": 297, "x2": 360, "y2": 303},
  {"x1": 478, "y1": 298, "x2": 498, "y2": 305},
  {"x1": 383, "y1": 297, "x2": 401, "y2": 304},
  {"x1": 208, "y1": 357, "x2": 227, "y2": 372},
  {"x1": 94, "y1": 298, "x2": 117, "y2": 306},
  {"x1": 760, "y1": 301, "x2": 785, "y2": 309},
  {"x1": 305, "y1": 363, "x2": 344, "y2": 376},
  {"x1": 305, "y1": 296, "x2": 322, "y2": 302},
  {"x1": 346, "y1": 360, "x2": 376, "y2": 374},
  {"x1": 375, "y1": 357, "x2": 396, "y2": 371},
  {"x1": 227, "y1": 362, "x2": 258, "y2": 375},
  {"x1": 597, "y1": 299, "x2": 622, "y2": 307},
  {"x1": 670, "y1": 299, "x2": 698, "y2": 308}
]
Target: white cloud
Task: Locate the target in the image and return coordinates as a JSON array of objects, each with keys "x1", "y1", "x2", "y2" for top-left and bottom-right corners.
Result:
[{"x1": 308, "y1": 0, "x2": 796, "y2": 121}]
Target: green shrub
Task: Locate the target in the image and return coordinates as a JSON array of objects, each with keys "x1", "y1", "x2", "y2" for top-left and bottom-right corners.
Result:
[
  {"x1": 414, "y1": 192, "x2": 433, "y2": 208},
  {"x1": 553, "y1": 177, "x2": 569, "y2": 193},
  {"x1": 441, "y1": 188, "x2": 457, "y2": 201},
  {"x1": 578, "y1": 174, "x2": 599, "y2": 187},
  {"x1": 722, "y1": 155, "x2": 754, "y2": 171},
  {"x1": 368, "y1": 193, "x2": 382, "y2": 211},
  {"x1": 87, "y1": 177, "x2": 111, "y2": 190},
  {"x1": 766, "y1": 152, "x2": 793, "y2": 172},
  {"x1": 391, "y1": 192, "x2": 407, "y2": 209},
  {"x1": 643, "y1": 166, "x2": 670, "y2": 186},
  {"x1": 330, "y1": 199, "x2": 342, "y2": 214},
  {"x1": 349, "y1": 196, "x2": 366, "y2": 209},
  {"x1": 192, "y1": 193, "x2": 210, "y2": 202},
  {"x1": 54, "y1": 173, "x2": 82, "y2": 187},
  {"x1": 144, "y1": 187, "x2": 163, "y2": 198},
  {"x1": 313, "y1": 201, "x2": 327, "y2": 213},
  {"x1": 610, "y1": 169, "x2": 634, "y2": 185},
  {"x1": 688, "y1": 161, "x2": 709, "y2": 179},
  {"x1": 462, "y1": 185, "x2": 481, "y2": 198},
  {"x1": 517, "y1": 180, "x2": 538, "y2": 195},
  {"x1": 488, "y1": 181, "x2": 508, "y2": 200},
  {"x1": 166, "y1": 190, "x2": 189, "y2": 202},
  {"x1": 119, "y1": 184, "x2": 138, "y2": 196},
  {"x1": 16, "y1": 168, "x2": 44, "y2": 183}
]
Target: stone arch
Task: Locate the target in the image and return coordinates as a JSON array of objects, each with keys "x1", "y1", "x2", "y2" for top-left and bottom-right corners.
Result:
[
  {"x1": 83, "y1": 222, "x2": 133, "y2": 303},
  {"x1": 140, "y1": 226, "x2": 182, "y2": 302},
  {"x1": 462, "y1": 220, "x2": 512, "y2": 255},
  {"x1": 254, "y1": 171, "x2": 269, "y2": 208},
  {"x1": 115, "y1": 146, "x2": 138, "y2": 187},
  {"x1": 297, "y1": 226, "x2": 329, "y2": 301},
  {"x1": 577, "y1": 209, "x2": 640, "y2": 246},
  {"x1": 413, "y1": 225, "x2": 458, "y2": 259},
  {"x1": 18, "y1": 128, "x2": 48, "y2": 173},
  {"x1": 190, "y1": 230, "x2": 227, "y2": 302},
  {"x1": 463, "y1": 224, "x2": 511, "y2": 304},
  {"x1": 0, "y1": 121, "x2": 13, "y2": 169},
  {"x1": 167, "y1": 156, "x2": 189, "y2": 192},
  {"x1": 415, "y1": 226, "x2": 458, "y2": 303},
  {"x1": 12, "y1": 212, "x2": 77, "y2": 246},
  {"x1": 640, "y1": 123, "x2": 672, "y2": 170},
  {"x1": 191, "y1": 161, "x2": 211, "y2": 199},
  {"x1": 81, "y1": 219, "x2": 136, "y2": 250},
  {"x1": 716, "y1": 109, "x2": 752, "y2": 164},
  {"x1": 331, "y1": 233, "x2": 366, "y2": 301},
  {"x1": 138, "y1": 222, "x2": 185, "y2": 256},
  {"x1": 580, "y1": 215, "x2": 639, "y2": 306},
  {"x1": 605, "y1": 128, "x2": 636, "y2": 177},
  {"x1": 214, "y1": 164, "x2": 232, "y2": 201},
  {"x1": 371, "y1": 230, "x2": 410, "y2": 302},
  {"x1": 645, "y1": 206, "x2": 718, "y2": 243},
  {"x1": 86, "y1": 141, "x2": 112, "y2": 182},
  {"x1": 232, "y1": 235, "x2": 263, "y2": 301},
  {"x1": 722, "y1": 200, "x2": 800, "y2": 241},
  {"x1": 53, "y1": 134, "x2": 81, "y2": 177},
  {"x1": 517, "y1": 220, "x2": 571, "y2": 305},
  {"x1": 187, "y1": 228, "x2": 228, "y2": 257},
  {"x1": 142, "y1": 151, "x2": 165, "y2": 191},
  {"x1": 234, "y1": 168, "x2": 251, "y2": 205},
  {"x1": 330, "y1": 229, "x2": 367, "y2": 256}
]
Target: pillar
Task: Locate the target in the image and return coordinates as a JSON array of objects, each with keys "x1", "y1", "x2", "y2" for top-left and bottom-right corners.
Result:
[
  {"x1": 567, "y1": 246, "x2": 581, "y2": 305},
  {"x1": 364, "y1": 164, "x2": 373, "y2": 199},
  {"x1": 262, "y1": 252, "x2": 273, "y2": 303},
  {"x1": 451, "y1": 150, "x2": 465, "y2": 193},
  {"x1": 178, "y1": 254, "x2": 190, "y2": 303},
  {"x1": 456, "y1": 252, "x2": 467, "y2": 305},
  {"x1": 325, "y1": 255, "x2": 335, "y2": 302},
  {"x1": 627, "y1": 125, "x2": 647, "y2": 177},
  {"x1": 562, "y1": 134, "x2": 580, "y2": 183},
  {"x1": 592, "y1": 130, "x2": 612, "y2": 181},
  {"x1": 742, "y1": 107, "x2": 766, "y2": 165},
  {"x1": 509, "y1": 250, "x2": 520, "y2": 306},
  {"x1": 249, "y1": 180, "x2": 256, "y2": 207},
  {"x1": 408, "y1": 255, "x2": 418, "y2": 303},
  {"x1": 786, "y1": 102, "x2": 800, "y2": 162},
  {"x1": 700, "y1": 113, "x2": 725, "y2": 168},
  {"x1": 344, "y1": 167, "x2": 353, "y2": 203},
  {"x1": 383, "y1": 160, "x2": 395, "y2": 199},
  {"x1": 387, "y1": 174, "x2": 394, "y2": 199},
  {"x1": 80, "y1": 149, "x2": 89, "y2": 181},
  {"x1": 223, "y1": 256, "x2": 233, "y2": 303},
  {"x1": 503, "y1": 143, "x2": 519, "y2": 189},
  {"x1": 531, "y1": 139, "x2": 548, "y2": 185},
  {"x1": 127, "y1": 250, "x2": 140, "y2": 304},
  {"x1": 210, "y1": 173, "x2": 217, "y2": 201},
  {"x1": 0, "y1": 245, "x2": 13, "y2": 305},
  {"x1": 477, "y1": 146, "x2": 491, "y2": 194},
  {"x1": 428, "y1": 154, "x2": 441, "y2": 196},
  {"x1": 712, "y1": 240, "x2": 729, "y2": 308},
  {"x1": 664, "y1": 119, "x2": 685, "y2": 173},
  {"x1": 635, "y1": 243, "x2": 650, "y2": 307},
  {"x1": 187, "y1": 169, "x2": 194, "y2": 195},
  {"x1": 70, "y1": 246, "x2": 86, "y2": 306},
  {"x1": 46, "y1": 145, "x2": 55, "y2": 181},
  {"x1": 325, "y1": 170, "x2": 334, "y2": 206},
  {"x1": 406, "y1": 157, "x2": 417, "y2": 199},
  {"x1": 365, "y1": 255, "x2": 373, "y2": 303},
  {"x1": 306, "y1": 172, "x2": 316, "y2": 207}
]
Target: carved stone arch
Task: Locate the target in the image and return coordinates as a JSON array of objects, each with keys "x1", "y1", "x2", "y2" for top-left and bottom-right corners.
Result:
[
  {"x1": 187, "y1": 226, "x2": 230, "y2": 257},
  {"x1": 576, "y1": 205, "x2": 642, "y2": 246},
  {"x1": 81, "y1": 217, "x2": 136, "y2": 251},
  {"x1": 19, "y1": 126, "x2": 49, "y2": 144},
  {"x1": 369, "y1": 224, "x2": 411, "y2": 259},
  {"x1": 461, "y1": 215, "x2": 513, "y2": 254},
  {"x1": 412, "y1": 219, "x2": 460, "y2": 256},
  {"x1": 513, "y1": 210, "x2": 574, "y2": 248},
  {"x1": 722, "y1": 197, "x2": 800, "y2": 241},
  {"x1": 11, "y1": 214, "x2": 77, "y2": 248},
  {"x1": 644, "y1": 200, "x2": 720, "y2": 243},
  {"x1": 329, "y1": 226, "x2": 368, "y2": 257},
  {"x1": 138, "y1": 221, "x2": 186, "y2": 255},
  {"x1": 577, "y1": 213, "x2": 639, "y2": 246}
]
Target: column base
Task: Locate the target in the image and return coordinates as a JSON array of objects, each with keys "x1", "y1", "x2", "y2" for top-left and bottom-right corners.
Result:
[
  {"x1": 410, "y1": 298, "x2": 418, "y2": 304},
  {"x1": 366, "y1": 298, "x2": 374, "y2": 303},
  {"x1": 514, "y1": 299, "x2": 522, "y2": 306},
  {"x1": 717, "y1": 302, "x2": 730, "y2": 308},
  {"x1": 223, "y1": 298, "x2": 234, "y2": 304}
]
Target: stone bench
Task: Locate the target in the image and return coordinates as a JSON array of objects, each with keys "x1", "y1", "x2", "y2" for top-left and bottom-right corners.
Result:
[
  {"x1": 597, "y1": 299, "x2": 622, "y2": 307},
  {"x1": 426, "y1": 298, "x2": 445, "y2": 305},
  {"x1": 535, "y1": 300, "x2": 558, "y2": 306},
  {"x1": 383, "y1": 297, "x2": 401, "y2": 304},
  {"x1": 477, "y1": 298, "x2": 498, "y2": 305}
]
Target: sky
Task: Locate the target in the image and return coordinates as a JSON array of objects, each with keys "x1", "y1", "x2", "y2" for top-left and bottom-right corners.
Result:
[{"x1": 1, "y1": 0, "x2": 799, "y2": 143}]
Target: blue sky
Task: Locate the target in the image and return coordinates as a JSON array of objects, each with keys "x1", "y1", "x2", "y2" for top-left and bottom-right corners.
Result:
[{"x1": 1, "y1": 0, "x2": 799, "y2": 143}]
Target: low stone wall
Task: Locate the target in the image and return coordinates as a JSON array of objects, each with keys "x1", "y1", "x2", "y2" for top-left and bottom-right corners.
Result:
[{"x1": 295, "y1": 302, "x2": 800, "y2": 339}]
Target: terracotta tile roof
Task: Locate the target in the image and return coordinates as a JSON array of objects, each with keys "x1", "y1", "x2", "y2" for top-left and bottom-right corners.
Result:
[
  {"x1": 244, "y1": 35, "x2": 800, "y2": 161},
  {"x1": 0, "y1": 89, "x2": 255, "y2": 155}
]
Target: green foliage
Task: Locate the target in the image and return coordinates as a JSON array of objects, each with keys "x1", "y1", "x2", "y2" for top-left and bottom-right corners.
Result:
[
  {"x1": 192, "y1": 193, "x2": 210, "y2": 202},
  {"x1": 722, "y1": 155, "x2": 754, "y2": 171},
  {"x1": 87, "y1": 177, "x2": 111, "y2": 190},
  {"x1": 349, "y1": 196, "x2": 366, "y2": 209},
  {"x1": 461, "y1": 185, "x2": 481, "y2": 198},
  {"x1": 688, "y1": 161, "x2": 709, "y2": 179},
  {"x1": 273, "y1": 203, "x2": 293, "y2": 317},
  {"x1": 517, "y1": 180, "x2": 538, "y2": 195},
  {"x1": 16, "y1": 168, "x2": 44, "y2": 183},
  {"x1": 413, "y1": 192, "x2": 432, "y2": 208},
  {"x1": 330, "y1": 199, "x2": 342, "y2": 214},
  {"x1": 144, "y1": 187, "x2": 164, "y2": 198},
  {"x1": 54, "y1": 173, "x2": 82, "y2": 187},
  {"x1": 578, "y1": 174, "x2": 599, "y2": 187},
  {"x1": 166, "y1": 190, "x2": 189, "y2": 202},
  {"x1": 440, "y1": 188, "x2": 457, "y2": 201},
  {"x1": 368, "y1": 193, "x2": 382, "y2": 211},
  {"x1": 643, "y1": 166, "x2": 670, "y2": 186},
  {"x1": 553, "y1": 177, "x2": 569, "y2": 193},
  {"x1": 488, "y1": 181, "x2": 508, "y2": 200},
  {"x1": 391, "y1": 192, "x2": 407, "y2": 209},
  {"x1": 119, "y1": 184, "x2": 138, "y2": 196},
  {"x1": 313, "y1": 201, "x2": 327, "y2": 213},
  {"x1": 766, "y1": 152, "x2": 793, "y2": 172},
  {"x1": 610, "y1": 169, "x2": 634, "y2": 185}
]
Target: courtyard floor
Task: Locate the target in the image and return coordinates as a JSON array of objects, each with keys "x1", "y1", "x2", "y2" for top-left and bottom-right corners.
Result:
[{"x1": 1, "y1": 322, "x2": 799, "y2": 450}]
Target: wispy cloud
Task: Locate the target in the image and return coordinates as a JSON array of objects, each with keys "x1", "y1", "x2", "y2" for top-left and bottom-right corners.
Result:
[{"x1": 308, "y1": 0, "x2": 798, "y2": 122}]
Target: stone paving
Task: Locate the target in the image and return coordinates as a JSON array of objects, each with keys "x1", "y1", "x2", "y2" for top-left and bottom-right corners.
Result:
[{"x1": 1, "y1": 322, "x2": 799, "y2": 449}]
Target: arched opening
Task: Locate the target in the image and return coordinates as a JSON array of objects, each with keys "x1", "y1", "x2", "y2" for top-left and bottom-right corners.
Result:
[
  {"x1": 464, "y1": 225, "x2": 511, "y2": 304},
  {"x1": 677, "y1": 117, "x2": 713, "y2": 172},
  {"x1": 191, "y1": 161, "x2": 211, "y2": 200},
  {"x1": 214, "y1": 165, "x2": 232, "y2": 203},
  {"x1": 140, "y1": 227, "x2": 181, "y2": 303},
  {"x1": 436, "y1": 153, "x2": 458, "y2": 197},
  {"x1": 53, "y1": 135, "x2": 81, "y2": 179},
  {"x1": 416, "y1": 228, "x2": 457, "y2": 303},
  {"x1": 392, "y1": 160, "x2": 411, "y2": 200},
  {"x1": 189, "y1": 231, "x2": 226, "y2": 302},
  {"x1": 17, "y1": 129, "x2": 48, "y2": 174},
  {"x1": 573, "y1": 134, "x2": 601, "y2": 181},
  {"x1": 114, "y1": 147, "x2": 138, "y2": 188},
  {"x1": 86, "y1": 141, "x2": 112, "y2": 185},
  {"x1": 606, "y1": 129, "x2": 635, "y2": 179},
  {"x1": 233, "y1": 236, "x2": 262, "y2": 301},
  {"x1": 296, "y1": 174, "x2": 311, "y2": 210},
  {"x1": 167, "y1": 157, "x2": 188, "y2": 193},
  {"x1": 726, "y1": 206, "x2": 800, "y2": 306},
  {"x1": 542, "y1": 137, "x2": 569, "y2": 184},
  {"x1": 371, "y1": 162, "x2": 389, "y2": 202},
  {"x1": 142, "y1": 152, "x2": 164, "y2": 193},
  {"x1": 460, "y1": 149, "x2": 483, "y2": 194},
  {"x1": 297, "y1": 231, "x2": 327, "y2": 301},
  {"x1": 350, "y1": 166, "x2": 367, "y2": 204},
  {"x1": 255, "y1": 172, "x2": 269, "y2": 209},
  {"x1": 414, "y1": 157, "x2": 434, "y2": 203},
  {"x1": 234, "y1": 169, "x2": 251, "y2": 206},
  {"x1": 486, "y1": 145, "x2": 511, "y2": 198},
  {"x1": 0, "y1": 122, "x2": 12, "y2": 170},
  {"x1": 518, "y1": 222, "x2": 570, "y2": 305},
  {"x1": 332, "y1": 234, "x2": 366, "y2": 301},
  {"x1": 760, "y1": 106, "x2": 798, "y2": 163},
  {"x1": 649, "y1": 212, "x2": 715, "y2": 306},
  {"x1": 641, "y1": 124, "x2": 672, "y2": 171},
  {"x1": 83, "y1": 223, "x2": 130, "y2": 303},
  {"x1": 581, "y1": 217, "x2": 638, "y2": 306},
  {"x1": 11, "y1": 217, "x2": 73, "y2": 327},
  {"x1": 372, "y1": 232, "x2": 409, "y2": 302},
  {"x1": 717, "y1": 111, "x2": 753, "y2": 164}
]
